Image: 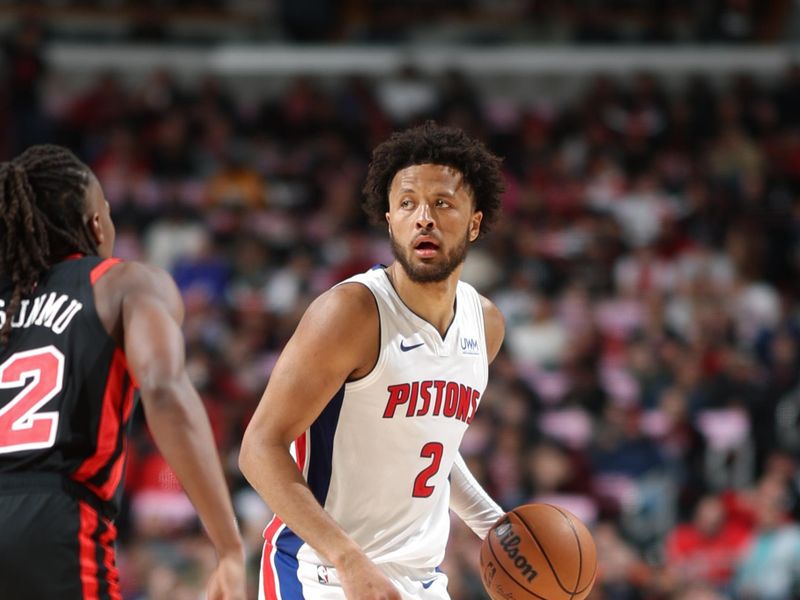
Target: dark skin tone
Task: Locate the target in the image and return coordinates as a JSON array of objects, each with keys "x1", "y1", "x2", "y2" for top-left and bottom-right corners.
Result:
[
  {"x1": 240, "y1": 164, "x2": 504, "y2": 600},
  {"x1": 82, "y1": 175, "x2": 246, "y2": 600}
]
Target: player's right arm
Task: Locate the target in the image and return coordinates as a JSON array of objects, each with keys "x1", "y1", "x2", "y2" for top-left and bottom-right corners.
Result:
[
  {"x1": 239, "y1": 282, "x2": 400, "y2": 600},
  {"x1": 97, "y1": 261, "x2": 245, "y2": 600}
]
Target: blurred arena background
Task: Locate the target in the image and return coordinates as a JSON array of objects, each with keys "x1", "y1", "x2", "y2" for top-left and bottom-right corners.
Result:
[{"x1": 3, "y1": 1, "x2": 800, "y2": 598}]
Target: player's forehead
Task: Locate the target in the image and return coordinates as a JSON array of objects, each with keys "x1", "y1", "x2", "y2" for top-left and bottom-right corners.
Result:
[{"x1": 389, "y1": 163, "x2": 467, "y2": 195}]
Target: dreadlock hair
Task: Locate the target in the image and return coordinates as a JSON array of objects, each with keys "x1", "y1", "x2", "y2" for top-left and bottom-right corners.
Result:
[
  {"x1": 0, "y1": 144, "x2": 97, "y2": 345},
  {"x1": 362, "y1": 120, "x2": 505, "y2": 234}
]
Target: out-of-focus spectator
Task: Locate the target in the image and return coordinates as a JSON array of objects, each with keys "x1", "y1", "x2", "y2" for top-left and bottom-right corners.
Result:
[
  {"x1": 125, "y1": 446, "x2": 197, "y2": 539},
  {"x1": 506, "y1": 295, "x2": 567, "y2": 370},
  {"x1": 664, "y1": 494, "x2": 752, "y2": 592},
  {"x1": 4, "y1": 19, "x2": 48, "y2": 154},
  {"x1": 593, "y1": 520, "x2": 654, "y2": 598},
  {"x1": 205, "y1": 151, "x2": 266, "y2": 211},
  {"x1": 171, "y1": 234, "x2": 232, "y2": 305},
  {"x1": 734, "y1": 475, "x2": 800, "y2": 599},
  {"x1": 144, "y1": 201, "x2": 208, "y2": 271}
]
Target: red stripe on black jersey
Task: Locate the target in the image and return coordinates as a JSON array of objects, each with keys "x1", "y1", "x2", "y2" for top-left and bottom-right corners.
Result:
[
  {"x1": 92, "y1": 379, "x2": 136, "y2": 501},
  {"x1": 72, "y1": 349, "x2": 131, "y2": 500},
  {"x1": 79, "y1": 501, "x2": 100, "y2": 600},
  {"x1": 89, "y1": 258, "x2": 122, "y2": 286},
  {"x1": 79, "y1": 500, "x2": 122, "y2": 600},
  {"x1": 99, "y1": 519, "x2": 122, "y2": 600}
]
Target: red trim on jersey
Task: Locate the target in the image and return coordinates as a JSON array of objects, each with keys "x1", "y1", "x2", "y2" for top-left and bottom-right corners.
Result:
[
  {"x1": 79, "y1": 502, "x2": 100, "y2": 600},
  {"x1": 92, "y1": 379, "x2": 136, "y2": 500},
  {"x1": 99, "y1": 520, "x2": 122, "y2": 600},
  {"x1": 295, "y1": 432, "x2": 307, "y2": 472},
  {"x1": 63, "y1": 253, "x2": 84, "y2": 261},
  {"x1": 72, "y1": 349, "x2": 127, "y2": 497},
  {"x1": 262, "y1": 517, "x2": 284, "y2": 600},
  {"x1": 263, "y1": 514, "x2": 284, "y2": 543},
  {"x1": 258, "y1": 434, "x2": 305, "y2": 599},
  {"x1": 90, "y1": 258, "x2": 122, "y2": 286}
]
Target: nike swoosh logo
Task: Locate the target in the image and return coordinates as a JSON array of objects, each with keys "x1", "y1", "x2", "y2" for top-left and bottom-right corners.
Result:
[
  {"x1": 421, "y1": 579, "x2": 435, "y2": 589},
  {"x1": 400, "y1": 340, "x2": 424, "y2": 352}
]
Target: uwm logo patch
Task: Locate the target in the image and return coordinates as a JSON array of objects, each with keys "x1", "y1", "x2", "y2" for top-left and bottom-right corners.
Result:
[{"x1": 460, "y1": 337, "x2": 480, "y2": 355}]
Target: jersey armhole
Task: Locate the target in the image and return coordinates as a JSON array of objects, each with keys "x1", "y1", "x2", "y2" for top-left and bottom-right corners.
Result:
[
  {"x1": 90, "y1": 258, "x2": 123, "y2": 286},
  {"x1": 344, "y1": 281, "x2": 386, "y2": 388},
  {"x1": 473, "y1": 288, "x2": 490, "y2": 378}
]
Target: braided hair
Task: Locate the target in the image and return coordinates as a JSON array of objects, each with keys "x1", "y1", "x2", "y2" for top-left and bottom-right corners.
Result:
[{"x1": 0, "y1": 144, "x2": 98, "y2": 344}]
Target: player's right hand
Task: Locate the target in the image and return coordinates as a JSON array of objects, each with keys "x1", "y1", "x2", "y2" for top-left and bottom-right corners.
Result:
[{"x1": 337, "y1": 552, "x2": 401, "y2": 600}]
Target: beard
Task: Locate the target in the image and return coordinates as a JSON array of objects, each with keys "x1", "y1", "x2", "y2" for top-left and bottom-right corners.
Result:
[{"x1": 390, "y1": 227, "x2": 471, "y2": 283}]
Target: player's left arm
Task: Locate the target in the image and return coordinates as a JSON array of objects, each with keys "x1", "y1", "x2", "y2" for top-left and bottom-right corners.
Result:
[
  {"x1": 480, "y1": 295, "x2": 505, "y2": 363},
  {"x1": 449, "y1": 295, "x2": 506, "y2": 538},
  {"x1": 450, "y1": 453, "x2": 504, "y2": 538}
]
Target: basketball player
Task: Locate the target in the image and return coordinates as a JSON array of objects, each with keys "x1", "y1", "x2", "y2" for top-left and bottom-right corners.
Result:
[
  {"x1": 240, "y1": 122, "x2": 506, "y2": 599},
  {"x1": 0, "y1": 145, "x2": 245, "y2": 600}
]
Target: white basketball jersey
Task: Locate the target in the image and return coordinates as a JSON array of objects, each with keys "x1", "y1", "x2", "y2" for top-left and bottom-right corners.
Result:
[{"x1": 262, "y1": 266, "x2": 489, "y2": 589}]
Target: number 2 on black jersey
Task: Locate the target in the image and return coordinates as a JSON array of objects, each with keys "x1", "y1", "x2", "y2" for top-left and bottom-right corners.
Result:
[{"x1": 0, "y1": 346, "x2": 64, "y2": 454}]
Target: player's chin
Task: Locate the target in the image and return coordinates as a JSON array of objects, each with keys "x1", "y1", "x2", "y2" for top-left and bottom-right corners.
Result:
[{"x1": 409, "y1": 266, "x2": 450, "y2": 283}]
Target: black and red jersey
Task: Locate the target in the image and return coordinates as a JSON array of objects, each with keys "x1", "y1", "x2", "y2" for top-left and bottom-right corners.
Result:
[{"x1": 0, "y1": 255, "x2": 137, "y2": 517}]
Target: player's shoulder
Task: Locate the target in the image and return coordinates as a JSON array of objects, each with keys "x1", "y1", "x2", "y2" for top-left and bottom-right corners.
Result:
[
  {"x1": 305, "y1": 281, "x2": 378, "y2": 326},
  {"x1": 478, "y1": 293, "x2": 505, "y2": 362},
  {"x1": 478, "y1": 294, "x2": 504, "y2": 329},
  {"x1": 94, "y1": 259, "x2": 181, "y2": 313},
  {"x1": 91, "y1": 260, "x2": 183, "y2": 340},
  {"x1": 288, "y1": 282, "x2": 379, "y2": 375},
  {"x1": 100, "y1": 260, "x2": 175, "y2": 290}
]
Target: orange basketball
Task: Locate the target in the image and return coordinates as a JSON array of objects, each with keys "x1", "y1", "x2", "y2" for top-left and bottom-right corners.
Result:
[{"x1": 480, "y1": 503, "x2": 597, "y2": 600}]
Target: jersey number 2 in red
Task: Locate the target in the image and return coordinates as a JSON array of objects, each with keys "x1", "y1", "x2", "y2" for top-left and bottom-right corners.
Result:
[
  {"x1": 0, "y1": 346, "x2": 65, "y2": 454},
  {"x1": 413, "y1": 442, "x2": 444, "y2": 498}
]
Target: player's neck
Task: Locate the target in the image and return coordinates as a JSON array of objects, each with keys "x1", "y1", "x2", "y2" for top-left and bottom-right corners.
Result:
[{"x1": 386, "y1": 263, "x2": 460, "y2": 337}]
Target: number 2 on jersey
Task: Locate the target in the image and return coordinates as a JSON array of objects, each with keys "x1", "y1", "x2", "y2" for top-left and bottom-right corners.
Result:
[
  {"x1": 413, "y1": 441, "x2": 444, "y2": 498},
  {"x1": 0, "y1": 346, "x2": 64, "y2": 454}
]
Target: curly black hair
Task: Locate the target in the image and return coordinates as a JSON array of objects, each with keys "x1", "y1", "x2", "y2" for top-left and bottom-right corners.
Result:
[
  {"x1": 0, "y1": 144, "x2": 95, "y2": 344},
  {"x1": 362, "y1": 121, "x2": 504, "y2": 235}
]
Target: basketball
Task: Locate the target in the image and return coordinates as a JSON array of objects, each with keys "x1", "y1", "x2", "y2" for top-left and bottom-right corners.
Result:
[{"x1": 480, "y1": 504, "x2": 597, "y2": 600}]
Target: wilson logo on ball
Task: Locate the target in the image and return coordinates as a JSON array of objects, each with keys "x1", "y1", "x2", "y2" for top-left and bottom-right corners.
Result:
[{"x1": 494, "y1": 519, "x2": 538, "y2": 583}]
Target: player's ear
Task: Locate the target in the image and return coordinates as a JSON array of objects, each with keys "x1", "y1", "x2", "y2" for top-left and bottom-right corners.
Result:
[
  {"x1": 86, "y1": 212, "x2": 104, "y2": 246},
  {"x1": 469, "y1": 211, "x2": 483, "y2": 242},
  {"x1": 386, "y1": 210, "x2": 393, "y2": 237}
]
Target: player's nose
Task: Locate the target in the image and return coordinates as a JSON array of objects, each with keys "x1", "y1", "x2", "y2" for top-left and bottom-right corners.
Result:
[{"x1": 415, "y1": 203, "x2": 434, "y2": 230}]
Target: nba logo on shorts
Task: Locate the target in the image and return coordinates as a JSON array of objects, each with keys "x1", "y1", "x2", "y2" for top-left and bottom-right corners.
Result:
[
  {"x1": 460, "y1": 337, "x2": 479, "y2": 355},
  {"x1": 317, "y1": 565, "x2": 330, "y2": 584}
]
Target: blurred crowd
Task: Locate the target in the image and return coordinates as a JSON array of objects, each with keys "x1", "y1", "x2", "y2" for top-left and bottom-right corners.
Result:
[
  {"x1": 5, "y1": 17, "x2": 800, "y2": 600},
  {"x1": 1, "y1": 0, "x2": 794, "y2": 44}
]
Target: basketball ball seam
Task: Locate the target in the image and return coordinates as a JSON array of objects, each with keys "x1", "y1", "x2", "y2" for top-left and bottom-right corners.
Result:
[
  {"x1": 547, "y1": 504, "x2": 597, "y2": 596},
  {"x1": 511, "y1": 509, "x2": 576, "y2": 594},
  {"x1": 547, "y1": 504, "x2": 583, "y2": 597},
  {"x1": 486, "y1": 537, "x2": 552, "y2": 600}
]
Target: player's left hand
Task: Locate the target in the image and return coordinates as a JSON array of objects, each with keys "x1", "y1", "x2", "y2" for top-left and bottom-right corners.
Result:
[{"x1": 207, "y1": 551, "x2": 247, "y2": 600}]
